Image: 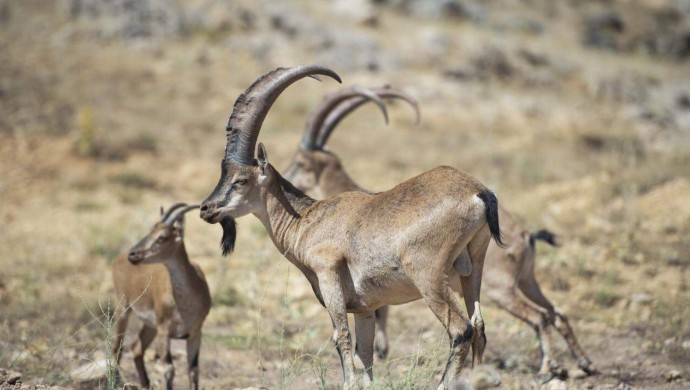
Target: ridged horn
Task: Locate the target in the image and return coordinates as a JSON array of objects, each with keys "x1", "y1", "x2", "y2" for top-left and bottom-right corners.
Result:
[
  {"x1": 160, "y1": 202, "x2": 188, "y2": 223},
  {"x1": 225, "y1": 65, "x2": 342, "y2": 164},
  {"x1": 164, "y1": 204, "x2": 200, "y2": 225},
  {"x1": 300, "y1": 85, "x2": 388, "y2": 151},
  {"x1": 316, "y1": 85, "x2": 420, "y2": 147}
]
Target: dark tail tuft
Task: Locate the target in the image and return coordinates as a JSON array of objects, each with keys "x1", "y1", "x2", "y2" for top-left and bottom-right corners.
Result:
[
  {"x1": 220, "y1": 217, "x2": 237, "y2": 256},
  {"x1": 529, "y1": 229, "x2": 558, "y2": 247},
  {"x1": 477, "y1": 189, "x2": 504, "y2": 247}
]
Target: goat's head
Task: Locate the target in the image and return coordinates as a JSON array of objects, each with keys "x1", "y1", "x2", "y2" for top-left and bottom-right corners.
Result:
[
  {"x1": 200, "y1": 65, "x2": 342, "y2": 223},
  {"x1": 128, "y1": 203, "x2": 199, "y2": 264},
  {"x1": 283, "y1": 85, "x2": 420, "y2": 193}
]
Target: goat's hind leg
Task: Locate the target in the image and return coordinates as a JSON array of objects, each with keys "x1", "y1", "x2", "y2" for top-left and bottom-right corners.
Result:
[
  {"x1": 488, "y1": 287, "x2": 556, "y2": 383},
  {"x1": 459, "y1": 227, "x2": 491, "y2": 367},
  {"x1": 354, "y1": 312, "x2": 375, "y2": 387},
  {"x1": 373, "y1": 306, "x2": 390, "y2": 359},
  {"x1": 519, "y1": 276, "x2": 593, "y2": 372},
  {"x1": 154, "y1": 323, "x2": 174, "y2": 390},
  {"x1": 412, "y1": 266, "x2": 473, "y2": 389}
]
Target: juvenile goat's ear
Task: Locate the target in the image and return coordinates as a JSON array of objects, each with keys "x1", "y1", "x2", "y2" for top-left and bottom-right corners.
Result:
[
  {"x1": 257, "y1": 143, "x2": 269, "y2": 174},
  {"x1": 175, "y1": 218, "x2": 186, "y2": 241}
]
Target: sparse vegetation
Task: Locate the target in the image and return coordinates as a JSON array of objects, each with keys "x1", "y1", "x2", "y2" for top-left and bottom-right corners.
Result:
[{"x1": 1, "y1": 0, "x2": 688, "y2": 388}]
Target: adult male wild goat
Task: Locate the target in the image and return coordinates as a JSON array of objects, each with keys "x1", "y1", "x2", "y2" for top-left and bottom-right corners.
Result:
[{"x1": 200, "y1": 65, "x2": 503, "y2": 389}]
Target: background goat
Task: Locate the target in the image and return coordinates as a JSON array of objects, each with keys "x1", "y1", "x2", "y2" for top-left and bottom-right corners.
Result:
[
  {"x1": 112, "y1": 203, "x2": 211, "y2": 390},
  {"x1": 283, "y1": 84, "x2": 419, "y2": 197},
  {"x1": 200, "y1": 65, "x2": 503, "y2": 389}
]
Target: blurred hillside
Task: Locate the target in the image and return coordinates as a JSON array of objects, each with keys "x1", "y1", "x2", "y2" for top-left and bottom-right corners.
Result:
[{"x1": 1, "y1": 0, "x2": 689, "y2": 388}]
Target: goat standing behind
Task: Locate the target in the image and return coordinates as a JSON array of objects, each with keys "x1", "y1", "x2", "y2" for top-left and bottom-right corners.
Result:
[{"x1": 112, "y1": 203, "x2": 211, "y2": 390}]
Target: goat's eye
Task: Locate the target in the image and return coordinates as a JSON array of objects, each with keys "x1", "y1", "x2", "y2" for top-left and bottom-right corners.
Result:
[{"x1": 232, "y1": 179, "x2": 248, "y2": 187}]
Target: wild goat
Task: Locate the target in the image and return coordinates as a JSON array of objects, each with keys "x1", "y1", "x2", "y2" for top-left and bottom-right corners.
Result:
[
  {"x1": 112, "y1": 203, "x2": 211, "y2": 390},
  {"x1": 283, "y1": 84, "x2": 419, "y2": 197},
  {"x1": 281, "y1": 86, "x2": 594, "y2": 381},
  {"x1": 199, "y1": 65, "x2": 503, "y2": 389}
]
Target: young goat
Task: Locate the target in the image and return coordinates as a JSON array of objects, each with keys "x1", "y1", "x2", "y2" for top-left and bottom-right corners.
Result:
[
  {"x1": 200, "y1": 65, "x2": 503, "y2": 389},
  {"x1": 282, "y1": 87, "x2": 594, "y2": 381},
  {"x1": 112, "y1": 203, "x2": 211, "y2": 390}
]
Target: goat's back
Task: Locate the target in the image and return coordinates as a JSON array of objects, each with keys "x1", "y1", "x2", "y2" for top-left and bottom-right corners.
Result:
[{"x1": 299, "y1": 166, "x2": 491, "y2": 262}]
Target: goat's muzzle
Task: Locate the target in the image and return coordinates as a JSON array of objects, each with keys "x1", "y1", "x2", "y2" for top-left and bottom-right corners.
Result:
[
  {"x1": 128, "y1": 250, "x2": 145, "y2": 264},
  {"x1": 199, "y1": 202, "x2": 221, "y2": 224}
]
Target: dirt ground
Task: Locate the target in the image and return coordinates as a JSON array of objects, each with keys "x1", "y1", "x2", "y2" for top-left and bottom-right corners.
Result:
[{"x1": 1, "y1": 0, "x2": 689, "y2": 389}]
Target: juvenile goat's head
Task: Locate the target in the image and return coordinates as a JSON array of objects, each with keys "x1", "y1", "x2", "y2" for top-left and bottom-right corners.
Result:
[
  {"x1": 283, "y1": 85, "x2": 420, "y2": 193},
  {"x1": 128, "y1": 203, "x2": 199, "y2": 264},
  {"x1": 200, "y1": 65, "x2": 341, "y2": 224}
]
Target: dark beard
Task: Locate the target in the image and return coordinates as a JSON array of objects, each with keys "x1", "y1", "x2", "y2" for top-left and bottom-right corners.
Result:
[{"x1": 220, "y1": 217, "x2": 237, "y2": 256}]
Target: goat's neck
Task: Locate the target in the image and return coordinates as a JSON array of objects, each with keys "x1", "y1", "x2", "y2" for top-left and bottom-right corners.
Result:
[
  {"x1": 163, "y1": 244, "x2": 208, "y2": 304},
  {"x1": 254, "y1": 174, "x2": 316, "y2": 260},
  {"x1": 320, "y1": 164, "x2": 362, "y2": 197}
]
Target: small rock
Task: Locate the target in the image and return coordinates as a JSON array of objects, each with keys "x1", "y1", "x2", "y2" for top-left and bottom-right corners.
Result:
[
  {"x1": 502, "y1": 354, "x2": 526, "y2": 370},
  {"x1": 6, "y1": 371, "x2": 22, "y2": 385},
  {"x1": 572, "y1": 368, "x2": 589, "y2": 379},
  {"x1": 332, "y1": 0, "x2": 378, "y2": 26},
  {"x1": 470, "y1": 364, "x2": 501, "y2": 389},
  {"x1": 682, "y1": 340, "x2": 690, "y2": 350},
  {"x1": 546, "y1": 379, "x2": 567, "y2": 390},
  {"x1": 627, "y1": 293, "x2": 652, "y2": 310},
  {"x1": 69, "y1": 360, "x2": 108, "y2": 382},
  {"x1": 666, "y1": 370, "x2": 682, "y2": 382}
]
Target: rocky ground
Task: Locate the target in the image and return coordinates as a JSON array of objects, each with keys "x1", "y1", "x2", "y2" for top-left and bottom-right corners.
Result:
[{"x1": 1, "y1": 0, "x2": 689, "y2": 388}]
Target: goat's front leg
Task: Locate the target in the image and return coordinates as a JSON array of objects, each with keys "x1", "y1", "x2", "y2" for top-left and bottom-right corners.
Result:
[
  {"x1": 186, "y1": 330, "x2": 202, "y2": 390},
  {"x1": 319, "y1": 271, "x2": 358, "y2": 389},
  {"x1": 154, "y1": 323, "x2": 174, "y2": 390},
  {"x1": 354, "y1": 312, "x2": 375, "y2": 387}
]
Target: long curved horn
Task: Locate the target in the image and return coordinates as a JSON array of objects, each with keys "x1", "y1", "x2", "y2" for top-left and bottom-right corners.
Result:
[
  {"x1": 164, "y1": 204, "x2": 200, "y2": 225},
  {"x1": 160, "y1": 202, "x2": 188, "y2": 223},
  {"x1": 300, "y1": 85, "x2": 388, "y2": 151},
  {"x1": 225, "y1": 65, "x2": 342, "y2": 164},
  {"x1": 316, "y1": 85, "x2": 420, "y2": 148}
]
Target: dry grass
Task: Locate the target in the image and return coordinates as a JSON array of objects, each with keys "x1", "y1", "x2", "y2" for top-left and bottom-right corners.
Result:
[{"x1": 1, "y1": 0, "x2": 689, "y2": 388}]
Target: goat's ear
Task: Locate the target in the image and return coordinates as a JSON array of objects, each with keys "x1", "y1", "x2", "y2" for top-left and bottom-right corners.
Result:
[
  {"x1": 257, "y1": 143, "x2": 269, "y2": 175},
  {"x1": 174, "y1": 218, "x2": 185, "y2": 241}
]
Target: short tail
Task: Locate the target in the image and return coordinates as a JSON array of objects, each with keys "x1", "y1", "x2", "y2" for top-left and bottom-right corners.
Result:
[
  {"x1": 529, "y1": 229, "x2": 558, "y2": 247},
  {"x1": 476, "y1": 189, "x2": 504, "y2": 247}
]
